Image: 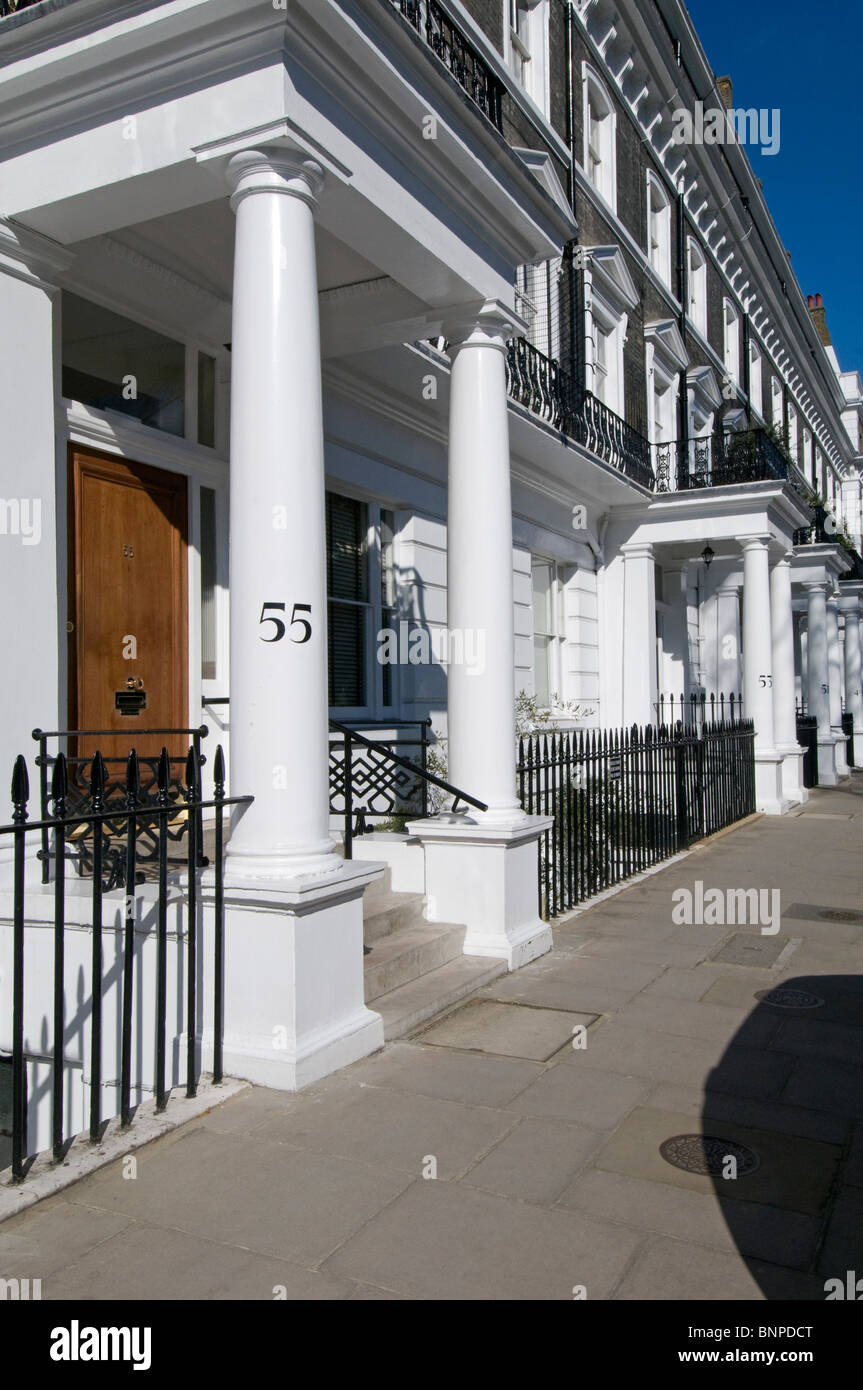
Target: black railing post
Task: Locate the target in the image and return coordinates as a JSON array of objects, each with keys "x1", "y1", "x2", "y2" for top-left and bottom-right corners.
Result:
[
  {"x1": 32, "y1": 729, "x2": 50, "y2": 884},
  {"x1": 51, "y1": 753, "x2": 68, "y2": 1161},
  {"x1": 213, "y1": 746, "x2": 226, "y2": 1086},
  {"x1": 421, "y1": 719, "x2": 430, "y2": 819},
  {"x1": 674, "y1": 723, "x2": 690, "y2": 849},
  {"x1": 89, "y1": 752, "x2": 105, "y2": 1143},
  {"x1": 155, "y1": 748, "x2": 170, "y2": 1113},
  {"x1": 185, "y1": 745, "x2": 200, "y2": 1098},
  {"x1": 120, "y1": 750, "x2": 139, "y2": 1128},
  {"x1": 11, "y1": 755, "x2": 29, "y2": 1182},
  {"x1": 344, "y1": 732, "x2": 353, "y2": 860}
]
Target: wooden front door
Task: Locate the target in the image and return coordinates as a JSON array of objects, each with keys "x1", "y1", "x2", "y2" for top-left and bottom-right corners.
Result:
[{"x1": 68, "y1": 448, "x2": 188, "y2": 759}]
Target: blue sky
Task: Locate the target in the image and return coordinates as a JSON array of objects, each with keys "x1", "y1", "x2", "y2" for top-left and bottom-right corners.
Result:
[{"x1": 684, "y1": 0, "x2": 862, "y2": 376}]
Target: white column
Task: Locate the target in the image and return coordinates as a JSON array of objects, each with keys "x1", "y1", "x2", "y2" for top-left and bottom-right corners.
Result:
[
  {"x1": 408, "y1": 298, "x2": 552, "y2": 970},
  {"x1": 827, "y1": 595, "x2": 849, "y2": 775},
  {"x1": 659, "y1": 564, "x2": 689, "y2": 702},
  {"x1": 215, "y1": 148, "x2": 384, "y2": 1090},
  {"x1": 805, "y1": 580, "x2": 838, "y2": 786},
  {"x1": 770, "y1": 552, "x2": 806, "y2": 804},
  {"x1": 622, "y1": 542, "x2": 658, "y2": 726},
  {"x1": 716, "y1": 584, "x2": 742, "y2": 702},
  {"x1": 445, "y1": 301, "x2": 524, "y2": 824},
  {"x1": 224, "y1": 149, "x2": 340, "y2": 879},
  {"x1": 0, "y1": 224, "x2": 71, "y2": 885},
  {"x1": 840, "y1": 593, "x2": 863, "y2": 766},
  {"x1": 740, "y1": 535, "x2": 787, "y2": 813}
]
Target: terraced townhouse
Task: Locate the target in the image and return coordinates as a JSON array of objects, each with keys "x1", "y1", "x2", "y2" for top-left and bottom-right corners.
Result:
[{"x1": 0, "y1": 0, "x2": 861, "y2": 1165}]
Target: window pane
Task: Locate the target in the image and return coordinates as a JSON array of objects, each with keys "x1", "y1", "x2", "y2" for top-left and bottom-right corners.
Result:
[
  {"x1": 200, "y1": 487, "x2": 217, "y2": 681},
  {"x1": 534, "y1": 636, "x2": 551, "y2": 707},
  {"x1": 197, "y1": 352, "x2": 216, "y2": 448},
  {"x1": 328, "y1": 602, "x2": 366, "y2": 707},
  {"x1": 61, "y1": 291, "x2": 185, "y2": 437},
  {"x1": 532, "y1": 560, "x2": 553, "y2": 637},
  {"x1": 327, "y1": 493, "x2": 368, "y2": 601}
]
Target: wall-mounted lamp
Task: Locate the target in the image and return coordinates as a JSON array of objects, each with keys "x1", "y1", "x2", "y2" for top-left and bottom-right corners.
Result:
[{"x1": 701, "y1": 544, "x2": 715, "y2": 570}]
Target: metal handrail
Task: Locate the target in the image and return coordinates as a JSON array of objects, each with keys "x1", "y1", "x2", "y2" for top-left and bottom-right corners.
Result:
[{"x1": 329, "y1": 716, "x2": 487, "y2": 859}]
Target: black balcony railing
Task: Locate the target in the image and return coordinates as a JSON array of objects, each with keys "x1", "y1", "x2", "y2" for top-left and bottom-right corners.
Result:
[
  {"x1": 654, "y1": 428, "x2": 793, "y2": 493},
  {"x1": 574, "y1": 390, "x2": 654, "y2": 489},
  {"x1": 389, "y1": 0, "x2": 504, "y2": 133},
  {"x1": 793, "y1": 507, "x2": 843, "y2": 547},
  {"x1": 505, "y1": 338, "x2": 654, "y2": 489},
  {"x1": 0, "y1": 0, "x2": 43, "y2": 17}
]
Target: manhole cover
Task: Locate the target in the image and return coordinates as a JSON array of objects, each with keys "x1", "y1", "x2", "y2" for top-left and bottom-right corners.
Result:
[
  {"x1": 755, "y1": 987, "x2": 825, "y2": 1010},
  {"x1": 819, "y1": 909, "x2": 863, "y2": 924},
  {"x1": 660, "y1": 1134, "x2": 760, "y2": 1177}
]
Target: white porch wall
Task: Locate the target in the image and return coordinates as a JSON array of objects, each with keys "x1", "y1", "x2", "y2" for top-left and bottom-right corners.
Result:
[{"x1": 0, "y1": 268, "x2": 62, "y2": 801}]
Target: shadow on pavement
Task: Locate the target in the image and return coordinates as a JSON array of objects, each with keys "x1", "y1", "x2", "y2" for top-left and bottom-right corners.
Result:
[{"x1": 700, "y1": 975, "x2": 863, "y2": 1300}]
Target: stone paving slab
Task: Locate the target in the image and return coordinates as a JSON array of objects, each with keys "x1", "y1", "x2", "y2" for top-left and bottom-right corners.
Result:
[
  {"x1": 415, "y1": 999, "x2": 597, "y2": 1061},
  {"x1": 322, "y1": 1179, "x2": 643, "y2": 1301}
]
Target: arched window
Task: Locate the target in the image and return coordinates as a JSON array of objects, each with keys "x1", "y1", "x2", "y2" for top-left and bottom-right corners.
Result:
[{"x1": 583, "y1": 65, "x2": 617, "y2": 210}]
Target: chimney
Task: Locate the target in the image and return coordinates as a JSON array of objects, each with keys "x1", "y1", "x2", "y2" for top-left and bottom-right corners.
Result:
[
  {"x1": 717, "y1": 75, "x2": 733, "y2": 109},
  {"x1": 808, "y1": 293, "x2": 832, "y2": 346}
]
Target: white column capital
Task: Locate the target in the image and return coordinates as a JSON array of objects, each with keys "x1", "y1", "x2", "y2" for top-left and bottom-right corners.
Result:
[
  {"x1": 738, "y1": 533, "x2": 772, "y2": 555},
  {"x1": 621, "y1": 541, "x2": 655, "y2": 561},
  {"x1": 443, "y1": 298, "x2": 527, "y2": 355},
  {"x1": 838, "y1": 593, "x2": 862, "y2": 616},
  {"x1": 227, "y1": 147, "x2": 325, "y2": 213},
  {"x1": 803, "y1": 579, "x2": 830, "y2": 595}
]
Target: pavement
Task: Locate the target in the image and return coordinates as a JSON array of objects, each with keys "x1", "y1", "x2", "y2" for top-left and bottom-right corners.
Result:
[{"x1": 2, "y1": 776, "x2": 863, "y2": 1301}]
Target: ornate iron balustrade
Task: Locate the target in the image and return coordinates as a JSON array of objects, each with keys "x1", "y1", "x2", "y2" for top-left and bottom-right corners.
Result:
[
  {"x1": 793, "y1": 507, "x2": 843, "y2": 547},
  {"x1": 654, "y1": 428, "x2": 792, "y2": 493},
  {"x1": 329, "y1": 718, "x2": 486, "y2": 857},
  {"x1": 573, "y1": 390, "x2": 654, "y2": 488},
  {"x1": 389, "y1": 0, "x2": 504, "y2": 133},
  {"x1": 33, "y1": 726, "x2": 210, "y2": 889},
  {"x1": 505, "y1": 338, "x2": 655, "y2": 489},
  {"x1": 505, "y1": 338, "x2": 572, "y2": 432}
]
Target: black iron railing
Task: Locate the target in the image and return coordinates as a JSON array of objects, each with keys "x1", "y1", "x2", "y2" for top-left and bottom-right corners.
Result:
[
  {"x1": 505, "y1": 338, "x2": 654, "y2": 489},
  {"x1": 842, "y1": 711, "x2": 855, "y2": 770},
  {"x1": 1, "y1": 742, "x2": 252, "y2": 1183},
  {"x1": 793, "y1": 506, "x2": 845, "y2": 547},
  {"x1": 388, "y1": 0, "x2": 504, "y2": 133},
  {"x1": 33, "y1": 726, "x2": 209, "y2": 888},
  {"x1": 655, "y1": 692, "x2": 743, "y2": 727},
  {"x1": 506, "y1": 337, "x2": 572, "y2": 432},
  {"x1": 795, "y1": 711, "x2": 818, "y2": 789},
  {"x1": 655, "y1": 429, "x2": 792, "y2": 493},
  {"x1": 0, "y1": 1, "x2": 44, "y2": 17},
  {"x1": 519, "y1": 718, "x2": 756, "y2": 920},
  {"x1": 329, "y1": 718, "x2": 486, "y2": 857}
]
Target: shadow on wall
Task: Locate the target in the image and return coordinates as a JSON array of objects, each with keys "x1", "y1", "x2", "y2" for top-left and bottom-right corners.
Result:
[{"x1": 698, "y1": 975, "x2": 863, "y2": 1300}]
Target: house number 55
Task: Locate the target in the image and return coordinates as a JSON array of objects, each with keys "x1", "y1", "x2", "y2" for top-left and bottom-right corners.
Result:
[
  {"x1": 259, "y1": 603, "x2": 312, "y2": 643},
  {"x1": 758, "y1": 674, "x2": 773, "y2": 688}
]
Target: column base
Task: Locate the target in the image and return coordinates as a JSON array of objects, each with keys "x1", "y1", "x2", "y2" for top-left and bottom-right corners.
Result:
[
  {"x1": 201, "y1": 859, "x2": 386, "y2": 1091},
  {"x1": 406, "y1": 815, "x2": 553, "y2": 969},
  {"x1": 816, "y1": 735, "x2": 844, "y2": 787},
  {"x1": 754, "y1": 751, "x2": 792, "y2": 816},
  {"x1": 830, "y1": 726, "x2": 851, "y2": 778},
  {"x1": 776, "y1": 743, "x2": 809, "y2": 806}
]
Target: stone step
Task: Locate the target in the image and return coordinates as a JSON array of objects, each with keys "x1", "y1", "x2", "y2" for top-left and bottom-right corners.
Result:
[
  {"x1": 369, "y1": 955, "x2": 509, "y2": 1041},
  {"x1": 363, "y1": 921, "x2": 465, "y2": 1001},
  {"x1": 363, "y1": 889, "x2": 426, "y2": 944}
]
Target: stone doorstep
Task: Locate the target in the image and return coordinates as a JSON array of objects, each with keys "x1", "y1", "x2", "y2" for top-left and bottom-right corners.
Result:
[{"x1": 0, "y1": 1077, "x2": 250, "y2": 1226}]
